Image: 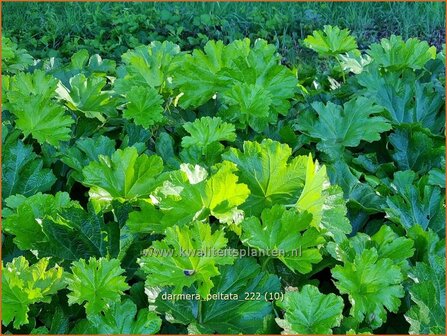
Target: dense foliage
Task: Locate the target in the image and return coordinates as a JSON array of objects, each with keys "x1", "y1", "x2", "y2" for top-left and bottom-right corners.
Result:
[{"x1": 2, "y1": 22, "x2": 446, "y2": 335}]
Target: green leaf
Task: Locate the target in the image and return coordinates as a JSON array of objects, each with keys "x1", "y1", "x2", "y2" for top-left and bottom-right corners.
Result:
[
  {"x1": 39, "y1": 206, "x2": 108, "y2": 261},
  {"x1": 155, "y1": 258, "x2": 280, "y2": 334},
  {"x1": 49, "y1": 50, "x2": 116, "y2": 88},
  {"x1": 405, "y1": 256, "x2": 446, "y2": 334},
  {"x1": 276, "y1": 285, "x2": 344, "y2": 334},
  {"x1": 138, "y1": 221, "x2": 234, "y2": 298},
  {"x1": 153, "y1": 166, "x2": 208, "y2": 226},
  {"x1": 61, "y1": 135, "x2": 116, "y2": 182},
  {"x1": 328, "y1": 225, "x2": 415, "y2": 273},
  {"x1": 368, "y1": 35, "x2": 436, "y2": 70},
  {"x1": 2, "y1": 140, "x2": 56, "y2": 199},
  {"x1": 155, "y1": 131, "x2": 181, "y2": 169},
  {"x1": 70, "y1": 320, "x2": 96, "y2": 334},
  {"x1": 123, "y1": 86, "x2": 164, "y2": 128},
  {"x1": 203, "y1": 161, "x2": 250, "y2": 224},
  {"x1": 66, "y1": 257, "x2": 130, "y2": 315},
  {"x1": 241, "y1": 205, "x2": 324, "y2": 274},
  {"x1": 181, "y1": 116, "x2": 236, "y2": 150},
  {"x1": 174, "y1": 40, "x2": 235, "y2": 108},
  {"x1": 369, "y1": 225, "x2": 415, "y2": 270},
  {"x1": 180, "y1": 142, "x2": 227, "y2": 168},
  {"x1": 332, "y1": 248, "x2": 404, "y2": 329},
  {"x1": 180, "y1": 117, "x2": 236, "y2": 166},
  {"x1": 223, "y1": 139, "x2": 307, "y2": 216},
  {"x1": 56, "y1": 73, "x2": 117, "y2": 121},
  {"x1": 70, "y1": 49, "x2": 90, "y2": 69},
  {"x1": 239, "y1": 39, "x2": 297, "y2": 116},
  {"x1": 352, "y1": 152, "x2": 395, "y2": 178},
  {"x1": 30, "y1": 327, "x2": 50, "y2": 334},
  {"x1": 2, "y1": 257, "x2": 65, "y2": 328},
  {"x1": 10, "y1": 95, "x2": 73, "y2": 146},
  {"x1": 175, "y1": 38, "x2": 297, "y2": 124},
  {"x1": 304, "y1": 25, "x2": 358, "y2": 56},
  {"x1": 225, "y1": 142, "x2": 349, "y2": 240},
  {"x1": 372, "y1": 78, "x2": 444, "y2": 135},
  {"x1": 389, "y1": 127, "x2": 444, "y2": 175},
  {"x1": 86, "y1": 299, "x2": 161, "y2": 334},
  {"x1": 155, "y1": 161, "x2": 249, "y2": 226},
  {"x1": 115, "y1": 41, "x2": 181, "y2": 93},
  {"x1": 2, "y1": 36, "x2": 33, "y2": 74},
  {"x1": 328, "y1": 226, "x2": 415, "y2": 330},
  {"x1": 407, "y1": 225, "x2": 445, "y2": 263},
  {"x1": 220, "y1": 82, "x2": 272, "y2": 131},
  {"x1": 428, "y1": 168, "x2": 445, "y2": 188},
  {"x1": 5, "y1": 194, "x2": 108, "y2": 261},
  {"x1": 86, "y1": 54, "x2": 116, "y2": 74},
  {"x1": 82, "y1": 147, "x2": 163, "y2": 208},
  {"x1": 126, "y1": 202, "x2": 166, "y2": 234},
  {"x1": 219, "y1": 39, "x2": 297, "y2": 127},
  {"x1": 385, "y1": 171, "x2": 445, "y2": 237},
  {"x1": 6, "y1": 70, "x2": 57, "y2": 103},
  {"x1": 328, "y1": 161, "x2": 384, "y2": 212},
  {"x1": 296, "y1": 155, "x2": 351, "y2": 242},
  {"x1": 3, "y1": 192, "x2": 74, "y2": 250},
  {"x1": 6, "y1": 70, "x2": 74, "y2": 146},
  {"x1": 297, "y1": 97, "x2": 391, "y2": 159}
]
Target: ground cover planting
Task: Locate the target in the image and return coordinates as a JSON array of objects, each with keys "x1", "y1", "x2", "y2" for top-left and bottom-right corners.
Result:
[{"x1": 1, "y1": 2, "x2": 446, "y2": 335}]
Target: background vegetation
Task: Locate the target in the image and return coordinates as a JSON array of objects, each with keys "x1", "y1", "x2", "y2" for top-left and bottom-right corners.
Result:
[{"x1": 2, "y1": 1, "x2": 445, "y2": 65}]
